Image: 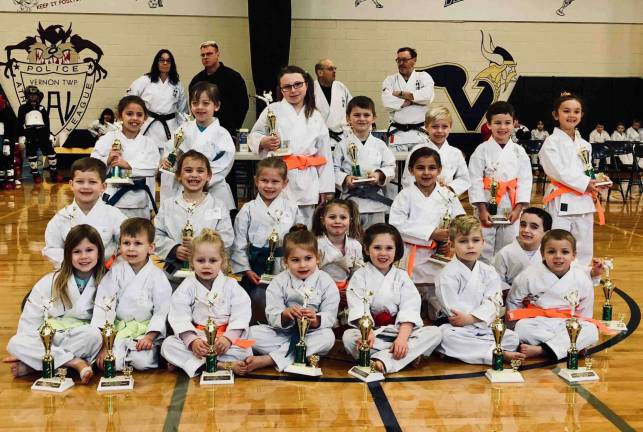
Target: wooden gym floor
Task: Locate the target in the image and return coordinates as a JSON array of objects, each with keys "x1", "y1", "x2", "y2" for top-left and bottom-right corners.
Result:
[{"x1": 0, "y1": 182, "x2": 641, "y2": 431}]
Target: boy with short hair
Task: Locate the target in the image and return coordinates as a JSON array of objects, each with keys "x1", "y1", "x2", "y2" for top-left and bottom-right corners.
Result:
[
  {"x1": 507, "y1": 229, "x2": 599, "y2": 360},
  {"x1": 468, "y1": 101, "x2": 533, "y2": 263},
  {"x1": 43, "y1": 157, "x2": 127, "y2": 269},
  {"x1": 626, "y1": 119, "x2": 641, "y2": 142},
  {"x1": 92, "y1": 218, "x2": 171, "y2": 371},
  {"x1": 493, "y1": 207, "x2": 552, "y2": 292},
  {"x1": 333, "y1": 95, "x2": 396, "y2": 228},
  {"x1": 436, "y1": 216, "x2": 524, "y2": 365},
  {"x1": 401, "y1": 105, "x2": 470, "y2": 196},
  {"x1": 589, "y1": 123, "x2": 610, "y2": 144}
]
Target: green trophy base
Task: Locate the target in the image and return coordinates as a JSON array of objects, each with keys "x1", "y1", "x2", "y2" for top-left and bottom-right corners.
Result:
[
  {"x1": 566, "y1": 352, "x2": 579, "y2": 371},
  {"x1": 32, "y1": 377, "x2": 74, "y2": 393},
  {"x1": 602, "y1": 305, "x2": 612, "y2": 321},
  {"x1": 558, "y1": 367, "x2": 599, "y2": 383},
  {"x1": 205, "y1": 354, "x2": 217, "y2": 373},
  {"x1": 42, "y1": 358, "x2": 54, "y2": 379},
  {"x1": 104, "y1": 359, "x2": 116, "y2": 379},
  {"x1": 487, "y1": 203, "x2": 498, "y2": 216},
  {"x1": 200, "y1": 370, "x2": 234, "y2": 385},
  {"x1": 159, "y1": 153, "x2": 177, "y2": 175},
  {"x1": 264, "y1": 260, "x2": 275, "y2": 276},
  {"x1": 492, "y1": 350, "x2": 504, "y2": 372},
  {"x1": 485, "y1": 368, "x2": 524, "y2": 383},
  {"x1": 294, "y1": 344, "x2": 307, "y2": 365},
  {"x1": 358, "y1": 348, "x2": 370, "y2": 369}
]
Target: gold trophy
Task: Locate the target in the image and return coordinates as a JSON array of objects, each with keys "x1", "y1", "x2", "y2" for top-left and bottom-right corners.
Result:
[
  {"x1": 97, "y1": 321, "x2": 134, "y2": 392},
  {"x1": 161, "y1": 127, "x2": 184, "y2": 175},
  {"x1": 260, "y1": 230, "x2": 279, "y2": 285},
  {"x1": 577, "y1": 147, "x2": 611, "y2": 186},
  {"x1": 485, "y1": 292, "x2": 524, "y2": 383},
  {"x1": 347, "y1": 287, "x2": 384, "y2": 382},
  {"x1": 599, "y1": 258, "x2": 626, "y2": 331},
  {"x1": 200, "y1": 317, "x2": 234, "y2": 385},
  {"x1": 105, "y1": 139, "x2": 133, "y2": 185},
  {"x1": 31, "y1": 320, "x2": 75, "y2": 392},
  {"x1": 488, "y1": 177, "x2": 499, "y2": 216},
  {"x1": 430, "y1": 190, "x2": 456, "y2": 265},
  {"x1": 254, "y1": 91, "x2": 291, "y2": 156},
  {"x1": 347, "y1": 141, "x2": 368, "y2": 182},
  {"x1": 285, "y1": 285, "x2": 322, "y2": 376},
  {"x1": 174, "y1": 205, "x2": 195, "y2": 278},
  {"x1": 558, "y1": 289, "x2": 599, "y2": 383}
]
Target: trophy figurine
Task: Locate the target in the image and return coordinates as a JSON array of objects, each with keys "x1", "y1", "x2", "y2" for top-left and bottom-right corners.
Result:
[
  {"x1": 31, "y1": 321, "x2": 75, "y2": 392},
  {"x1": 160, "y1": 127, "x2": 184, "y2": 175},
  {"x1": 200, "y1": 317, "x2": 234, "y2": 385},
  {"x1": 347, "y1": 288, "x2": 384, "y2": 382},
  {"x1": 260, "y1": 230, "x2": 280, "y2": 285},
  {"x1": 97, "y1": 321, "x2": 134, "y2": 392},
  {"x1": 488, "y1": 177, "x2": 499, "y2": 216},
  {"x1": 254, "y1": 91, "x2": 291, "y2": 156},
  {"x1": 558, "y1": 289, "x2": 599, "y2": 383},
  {"x1": 105, "y1": 139, "x2": 134, "y2": 185},
  {"x1": 577, "y1": 147, "x2": 596, "y2": 179},
  {"x1": 485, "y1": 292, "x2": 524, "y2": 383},
  {"x1": 174, "y1": 206, "x2": 195, "y2": 278},
  {"x1": 430, "y1": 190, "x2": 456, "y2": 265},
  {"x1": 285, "y1": 285, "x2": 322, "y2": 376}
]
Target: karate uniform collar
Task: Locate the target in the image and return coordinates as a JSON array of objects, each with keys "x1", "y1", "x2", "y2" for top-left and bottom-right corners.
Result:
[{"x1": 287, "y1": 268, "x2": 320, "y2": 303}]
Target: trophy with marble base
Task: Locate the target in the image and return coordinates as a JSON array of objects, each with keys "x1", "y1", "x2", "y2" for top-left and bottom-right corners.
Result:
[
  {"x1": 429, "y1": 190, "x2": 456, "y2": 265},
  {"x1": 485, "y1": 293, "x2": 524, "y2": 383},
  {"x1": 259, "y1": 230, "x2": 279, "y2": 285},
  {"x1": 105, "y1": 139, "x2": 134, "y2": 185},
  {"x1": 558, "y1": 290, "x2": 599, "y2": 383},
  {"x1": 255, "y1": 91, "x2": 291, "y2": 157},
  {"x1": 200, "y1": 318, "x2": 234, "y2": 385},
  {"x1": 348, "y1": 312, "x2": 384, "y2": 383},
  {"x1": 159, "y1": 127, "x2": 184, "y2": 175},
  {"x1": 491, "y1": 208, "x2": 511, "y2": 225},
  {"x1": 285, "y1": 317, "x2": 323, "y2": 376},
  {"x1": 32, "y1": 321, "x2": 74, "y2": 392},
  {"x1": 347, "y1": 141, "x2": 370, "y2": 184},
  {"x1": 97, "y1": 322, "x2": 134, "y2": 392},
  {"x1": 174, "y1": 212, "x2": 195, "y2": 279},
  {"x1": 598, "y1": 259, "x2": 627, "y2": 332}
]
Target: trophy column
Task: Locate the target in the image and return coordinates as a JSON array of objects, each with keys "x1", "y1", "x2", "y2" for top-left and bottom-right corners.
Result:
[
  {"x1": 32, "y1": 321, "x2": 75, "y2": 392},
  {"x1": 200, "y1": 317, "x2": 234, "y2": 385},
  {"x1": 98, "y1": 321, "x2": 134, "y2": 392},
  {"x1": 485, "y1": 293, "x2": 523, "y2": 383}
]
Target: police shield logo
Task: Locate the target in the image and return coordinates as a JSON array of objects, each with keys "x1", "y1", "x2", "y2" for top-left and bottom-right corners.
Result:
[{"x1": 0, "y1": 23, "x2": 107, "y2": 137}]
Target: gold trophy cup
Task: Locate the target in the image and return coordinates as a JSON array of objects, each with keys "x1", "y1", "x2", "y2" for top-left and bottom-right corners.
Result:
[
  {"x1": 285, "y1": 316, "x2": 323, "y2": 377},
  {"x1": 347, "y1": 142, "x2": 366, "y2": 180},
  {"x1": 485, "y1": 293, "x2": 524, "y2": 383},
  {"x1": 40, "y1": 320, "x2": 55, "y2": 379},
  {"x1": 260, "y1": 230, "x2": 279, "y2": 285},
  {"x1": 31, "y1": 320, "x2": 75, "y2": 392},
  {"x1": 97, "y1": 321, "x2": 134, "y2": 392},
  {"x1": 105, "y1": 139, "x2": 133, "y2": 185},
  {"x1": 200, "y1": 317, "x2": 234, "y2": 385},
  {"x1": 161, "y1": 127, "x2": 184, "y2": 175},
  {"x1": 488, "y1": 178, "x2": 498, "y2": 215},
  {"x1": 174, "y1": 219, "x2": 195, "y2": 278}
]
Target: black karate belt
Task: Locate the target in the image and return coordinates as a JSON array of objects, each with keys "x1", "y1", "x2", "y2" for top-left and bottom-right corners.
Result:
[
  {"x1": 103, "y1": 178, "x2": 158, "y2": 213},
  {"x1": 329, "y1": 130, "x2": 343, "y2": 143},
  {"x1": 346, "y1": 185, "x2": 393, "y2": 206},
  {"x1": 144, "y1": 111, "x2": 176, "y2": 140},
  {"x1": 386, "y1": 122, "x2": 425, "y2": 141}
]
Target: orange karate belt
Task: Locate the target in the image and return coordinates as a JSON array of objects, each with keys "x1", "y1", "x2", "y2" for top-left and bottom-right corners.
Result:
[
  {"x1": 104, "y1": 254, "x2": 116, "y2": 270},
  {"x1": 336, "y1": 280, "x2": 348, "y2": 309},
  {"x1": 283, "y1": 155, "x2": 327, "y2": 171},
  {"x1": 405, "y1": 241, "x2": 437, "y2": 278},
  {"x1": 543, "y1": 180, "x2": 605, "y2": 225},
  {"x1": 506, "y1": 304, "x2": 613, "y2": 335},
  {"x1": 483, "y1": 177, "x2": 518, "y2": 209},
  {"x1": 194, "y1": 323, "x2": 256, "y2": 348}
]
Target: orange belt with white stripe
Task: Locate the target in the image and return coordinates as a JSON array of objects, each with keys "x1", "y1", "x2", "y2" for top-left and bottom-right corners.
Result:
[
  {"x1": 507, "y1": 304, "x2": 612, "y2": 335},
  {"x1": 336, "y1": 280, "x2": 348, "y2": 308},
  {"x1": 194, "y1": 323, "x2": 255, "y2": 348},
  {"x1": 543, "y1": 180, "x2": 605, "y2": 225},
  {"x1": 405, "y1": 241, "x2": 437, "y2": 278},
  {"x1": 483, "y1": 177, "x2": 518, "y2": 208},
  {"x1": 283, "y1": 155, "x2": 327, "y2": 171}
]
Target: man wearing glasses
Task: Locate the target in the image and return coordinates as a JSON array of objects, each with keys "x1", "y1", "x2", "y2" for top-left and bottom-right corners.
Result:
[
  {"x1": 381, "y1": 47, "x2": 435, "y2": 152},
  {"x1": 313, "y1": 58, "x2": 352, "y2": 143}
]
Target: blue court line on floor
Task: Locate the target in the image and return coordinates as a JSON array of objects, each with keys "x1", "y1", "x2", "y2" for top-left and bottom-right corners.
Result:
[{"x1": 368, "y1": 381, "x2": 402, "y2": 432}]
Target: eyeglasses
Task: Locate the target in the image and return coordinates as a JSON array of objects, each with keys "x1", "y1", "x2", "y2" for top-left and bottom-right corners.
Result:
[
  {"x1": 280, "y1": 81, "x2": 305, "y2": 92},
  {"x1": 395, "y1": 57, "x2": 414, "y2": 64},
  {"x1": 158, "y1": 58, "x2": 172, "y2": 64}
]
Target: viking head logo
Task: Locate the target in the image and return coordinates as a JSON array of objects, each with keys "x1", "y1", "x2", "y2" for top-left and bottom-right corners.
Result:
[{"x1": 473, "y1": 31, "x2": 518, "y2": 97}]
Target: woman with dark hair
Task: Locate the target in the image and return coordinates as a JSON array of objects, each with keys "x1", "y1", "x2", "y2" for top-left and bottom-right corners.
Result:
[{"x1": 127, "y1": 49, "x2": 188, "y2": 154}]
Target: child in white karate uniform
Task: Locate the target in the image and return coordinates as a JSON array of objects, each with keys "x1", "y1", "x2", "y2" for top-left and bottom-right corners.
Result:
[
  {"x1": 91, "y1": 95, "x2": 160, "y2": 218},
  {"x1": 249, "y1": 65, "x2": 335, "y2": 226},
  {"x1": 245, "y1": 226, "x2": 340, "y2": 372},
  {"x1": 160, "y1": 82, "x2": 235, "y2": 209},
  {"x1": 436, "y1": 216, "x2": 524, "y2": 365},
  {"x1": 333, "y1": 96, "x2": 396, "y2": 228},
  {"x1": 589, "y1": 122, "x2": 610, "y2": 144},
  {"x1": 611, "y1": 123, "x2": 627, "y2": 141},
  {"x1": 390, "y1": 147, "x2": 465, "y2": 320},
  {"x1": 507, "y1": 229, "x2": 599, "y2": 360},
  {"x1": 401, "y1": 106, "x2": 470, "y2": 196},
  {"x1": 493, "y1": 207, "x2": 552, "y2": 293},
  {"x1": 43, "y1": 157, "x2": 126, "y2": 269},
  {"x1": 312, "y1": 199, "x2": 364, "y2": 325},
  {"x1": 231, "y1": 157, "x2": 303, "y2": 324},
  {"x1": 531, "y1": 121, "x2": 549, "y2": 141},
  {"x1": 155, "y1": 150, "x2": 234, "y2": 288},
  {"x1": 93, "y1": 218, "x2": 171, "y2": 371},
  {"x1": 161, "y1": 229, "x2": 254, "y2": 377},
  {"x1": 343, "y1": 224, "x2": 441, "y2": 374},
  {"x1": 469, "y1": 101, "x2": 532, "y2": 263},
  {"x1": 5, "y1": 225, "x2": 105, "y2": 384},
  {"x1": 538, "y1": 93, "x2": 610, "y2": 266}
]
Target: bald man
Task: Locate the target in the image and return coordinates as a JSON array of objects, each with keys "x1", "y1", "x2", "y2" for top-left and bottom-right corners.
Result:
[{"x1": 313, "y1": 59, "x2": 352, "y2": 142}]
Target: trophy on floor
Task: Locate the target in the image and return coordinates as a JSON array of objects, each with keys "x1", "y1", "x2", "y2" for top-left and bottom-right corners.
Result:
[
  {"x1": 97, "y1": 321, "x2": 134, "y2": 392},
  {"x1": 260, "y1": 229, "x2": 280, "y2": 285},
  {"x1": 348, "y1": 288, "x2": 384, "y2": 383},
  {"x1": 105, "y1": 139, "x2": 134, "y2": 185},
  {"x1": 254, "y1": 91, "x2": 291, "y2": 156},
  {"x1": 485, "y1": 292, "x2": 524, "y2": 383},
  {"x1": 200, "y1": 317, "x2": 234, "y2": 385},
  {"x1": 599, "y1": 259, "x2": 627, "y2": 332},
  {"x1": 174, "y1": 203, "x2": 196, "y2": 278},
  {"x1": 558, "y1": 289, "x2": 599, "y2": 383},
  {"x1": 430, "y1": 189, "x2": 456, "y2": 265},
  {"x1": 160, "y1": 127, "x2": 184, "y2": 175},
  {"x1": 285, "y1": 285, "x2": 322, "y2": 376},
  {"x1": 32, "y1": 320, "x2": 75, "y2": 392},
  {"x1": 347, "y1": 141, "x2": 369, "y2": 183}
]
